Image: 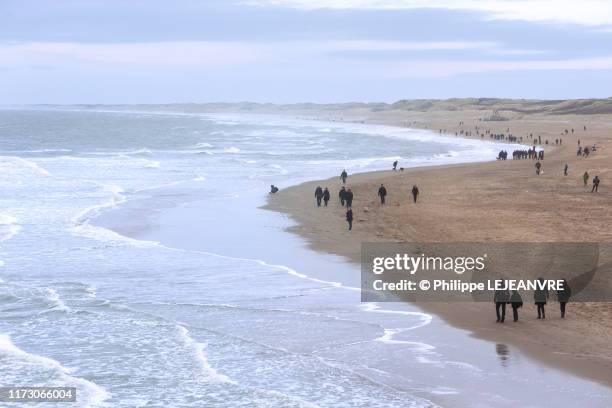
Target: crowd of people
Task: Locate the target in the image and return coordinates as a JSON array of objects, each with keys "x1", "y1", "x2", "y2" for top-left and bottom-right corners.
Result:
[{"x1": 494, "y1": 278, "x2": 572, "y2": 323}]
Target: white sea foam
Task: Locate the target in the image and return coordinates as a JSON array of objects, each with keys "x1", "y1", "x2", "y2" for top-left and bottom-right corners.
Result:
[
  {"x1": 0, "y1": 156, "x2": 52, "y2": 176},
  {"x1": 0, "y1": 334, "x2": 111, "y2": 407},
  {"x1": 42, "y1": 288, "x2": 71, "y2": 313},
  {"x1": 176, "y1": 325, "x2": 234, "y2": 384},
  {"x1": 0, "y1": 214, "x2": 22, "y2": 242}
]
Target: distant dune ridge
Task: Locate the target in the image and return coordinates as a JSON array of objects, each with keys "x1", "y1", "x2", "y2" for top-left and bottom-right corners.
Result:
[{"x1": 37, "y1": 97, "x2": 612, "y2": 116}]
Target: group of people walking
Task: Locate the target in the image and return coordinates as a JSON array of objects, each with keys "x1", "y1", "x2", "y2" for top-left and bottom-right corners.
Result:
[
  {"x1": 312, "y1": 167, "x2": 421, "y2": 231},
  {"x1": 494, "y1": 278, "x2": 571, "y2": 323}
]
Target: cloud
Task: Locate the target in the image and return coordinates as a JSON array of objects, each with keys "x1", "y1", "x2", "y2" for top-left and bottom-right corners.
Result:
[
  {"x1": 245, "y1": 0, "x2": 612, "y2": 26},
  {"x1": 1, "y1": 41, "x2": 610, "y2": 80}
]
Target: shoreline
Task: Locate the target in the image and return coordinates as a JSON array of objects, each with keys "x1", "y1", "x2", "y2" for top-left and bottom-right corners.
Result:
[{"x1": 263, "y1": 114, "x2": 612, "y2": 388}]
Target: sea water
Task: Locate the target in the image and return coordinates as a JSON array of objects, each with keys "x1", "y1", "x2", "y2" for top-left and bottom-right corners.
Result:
[{"x1": 1, "y1": 108, "x2": 610, "y2": 407}]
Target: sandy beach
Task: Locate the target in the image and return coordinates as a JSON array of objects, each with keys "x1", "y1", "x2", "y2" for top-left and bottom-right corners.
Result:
[{"x1": 264, "y1": 105, "x2": 612, "y2": 388}]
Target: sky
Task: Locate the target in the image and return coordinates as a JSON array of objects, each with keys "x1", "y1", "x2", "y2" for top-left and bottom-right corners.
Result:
[{"x1": 1, "y1": 0, "x2": 612, "y2": 104}]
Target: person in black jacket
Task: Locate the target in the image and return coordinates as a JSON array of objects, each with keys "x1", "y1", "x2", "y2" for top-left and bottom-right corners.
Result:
[
  {"x1": 534, "y1": 277, "x2": 549, "y2": 319},
  {"x1": 378, "y1": 184, "x2": 387, "y2": 204},
  {"x1": 494, "y1": 284, "x2": 510, "y2": 323},
  {"x1": 314, "y1": 186, "x2": 323, "y2": 207},
  {"x1": 510, "y1": 290, "x2": 523, "y2": 322},
  {"x1": 411, "y1": 185, "x2": 419, "y2": 203},
  {"x1": 323, "y1": 187, "x2": 330, "y2": 207},
  {"x1": 340, "y1": 169, "x2": 348, "y2": 184},
  {"x1": 393, "y1": 160, "x2": 398, "y2": 171},
  {"x1": 339, "y1": 186, "x2": 346, "y2": 207},
  {"x1": 346, "y1": 208, "x2": 353, "y2": 230},
  {"x1": 345, "y1": 188, "x2": 354, "y2": 208},
  {"x1": 557, "y1": 279, "x2": 572, "y2": 318}
]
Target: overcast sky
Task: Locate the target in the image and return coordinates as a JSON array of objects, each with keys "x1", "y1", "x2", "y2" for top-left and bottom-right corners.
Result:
[{"x1": 2, "y1": 0, "x2": 612, "y2": 104}]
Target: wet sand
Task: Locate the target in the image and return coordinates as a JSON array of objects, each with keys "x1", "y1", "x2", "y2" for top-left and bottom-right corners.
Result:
[{"x1": 264, "y1": 111, "x2": 612, "y2": 388}]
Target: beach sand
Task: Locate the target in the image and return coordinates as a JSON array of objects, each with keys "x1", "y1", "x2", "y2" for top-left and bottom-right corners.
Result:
[{"x1": 264, "y1": 109, "x2": 612, "y2": 387}]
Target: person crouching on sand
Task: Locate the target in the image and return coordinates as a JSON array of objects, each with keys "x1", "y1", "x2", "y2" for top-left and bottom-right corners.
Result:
[
  {"x1": 510, "y1": 290, "x2": 523, "y2": 322},
  {"x1": 411, "y1": 185, "x2": 419, "y2": 203},
  {"x1": 346, "y1": 208, "x2": 353, "y2": 231},
  {"x1": 378, "y1": 184, "x2": 387, "y2": 205}
]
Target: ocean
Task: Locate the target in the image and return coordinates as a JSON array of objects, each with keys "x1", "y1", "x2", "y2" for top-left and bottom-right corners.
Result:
[{"x1": 1, "y1": 108, "x2": 610, "y2": 407}]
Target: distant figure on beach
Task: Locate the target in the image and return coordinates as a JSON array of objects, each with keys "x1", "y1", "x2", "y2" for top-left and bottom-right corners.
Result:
[
  {"x1": 340, "y1": 169, "x2": 348, "y2": 184},
  {"x1": 510, "y1": 290, "x2": 523, "y2": 322},
  {"x1": 535, "y1": 161, "x2": 542, "y2": 175},
  {"x1": 534, "y1": 277, "x2": 549, "y2": 319},
  {"x1": 323, "y1": 187, "x2": 330, "y2": 206},
  {"x1": 393, "y1": 160, "x2": 398, "y2": 171},
  {"x1": 592, "y1": 175, "x2": 600, "y2": 193},
  {"x1": 346, "y1": 208, "x2": 353, "y2": 231},
  {"x1": 339, "y1": 186, "x2": 347, "y2": 206},
  {"x1": 378, "y1": 184, "x2": 387, "y2": 204},
  {"x1": 494, "y1": 285, "x2": 510, "y2": 323},
  {"x1": 314, "y1": 186, "x2": 323, "y2": 207},
  {"x1": 270, "y1": 185, "x2": 279, "y2": 194},
  {"x1": 564, "y1": 164, "x2": 568, "y2": 176},
  {"x1": 411, "y1": 185, "x2": 419, "y2": 203},
  {"x1": 583, "y1": 171, "x2": 589, "y2": 186},
  {"x1": 345, "y1": 188, "x2": 354, "y2": 208},
  {"x1": 557, "y1": 279, "x2": 572, "y2": 318}
]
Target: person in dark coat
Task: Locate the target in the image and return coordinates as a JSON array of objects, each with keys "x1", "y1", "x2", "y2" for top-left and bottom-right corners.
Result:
[
  {"x1": 378, "y1": 184, "x2": 387, "y2": 205},
  {"x1": 534, "y1": 277, "x2": 549, "y2": 319},
  {"x1": 494, "y1": 284, "x2": 510, "y2": 323},
  {"x1": 323, "y1": 187, "x2": 330, "y2": 207},
  {"x1": 339, "y1": 186, "x2": 346, "y2": 207},
  {"x1": 346, "y1": 208, "x2": 353, "y2": 230},
  {"x1": 314, "y1": 186, "x2": 323, "y2": 207},
  {"x1": 557, "y1": 279, "x2": 572, "y2": 318},
  {"x1": 535, "y1": 161, "x2": 542, "y2": 175},
  {"x1": 345, "y1": 188, "x2": 354, "y2": 208},
  {"x1": 393, "y1": 160, "x2": 398, "y2": 171},
  {"x1": 340, "y1": 169, "x2": 348, "y2": 184},
  {"x1": 411, "y1": 185, "x2": 419, "y2": 203},
  {"x1": 592, "y1": 175, "x2": 600, "y2": 193},
  {"x1": 270, "y1": 185, "x2": 279, "y2": 194},
  {"x1": 510, "y1": 290, "x2": 523, "y2": 322},
  {"x1": 564, "y1": 164, "x2": 568, "y2": 176}
]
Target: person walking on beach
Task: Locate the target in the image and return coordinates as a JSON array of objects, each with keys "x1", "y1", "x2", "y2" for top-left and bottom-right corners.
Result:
[
  {"x1": 323, "y1": 187, "x2": 330, "y2": 207},
  {"x1": 339, "y1": 186, "x2": 347, "y2": 207},
  {"x1": 510, "y1": 290, "x2": 523, "y2": 322},
  {"x1": 340, "y1": 169, "x2": 348, "y2": 184},
  {"x1": 583, "y1": 171, "x2": 589, "y2": 186},
  {"x1": 557, "y1": 279, "x2": 572, "y2": 318},
  {"x1": 534, "y1": 277, "x2": 549, "y2": 319},
  {"x1": 346, "y1": 208, "x2": 353, "y2": 231},
  {"x1": 411, "y1": 185, "x2": 419, "y2": 203},
  {"x1": 393, "y1": 160, "x2": 398, "y2": 171},
  {"x1": 314, "y1": 186, "x2": 324, "y2": 207},
  {"x1": 378, "y1": 184, "x2": 387, "y2": 205},
  {"x1": 345, "y1": 188, "x2": 354, "y2": 208},
  {"x1": 592, "y1": 175, "x2": 600, "y2": 193},
  {"x1": 494, "y1": 284, "x2": 510, "y2": 323},
  {"x1": 564, "y1": 164, "x2": 568, "y2": 176},
  {"x1": 535, "y1": 161, "x2": 542, "y2": 175}
]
